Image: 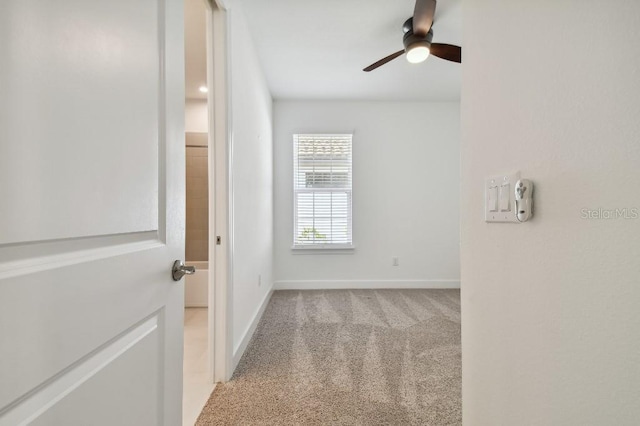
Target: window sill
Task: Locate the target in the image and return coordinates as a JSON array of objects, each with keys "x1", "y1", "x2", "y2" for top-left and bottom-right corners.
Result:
[{"x1": 291, "y1": 245, "x2": 355, "y2": 255}]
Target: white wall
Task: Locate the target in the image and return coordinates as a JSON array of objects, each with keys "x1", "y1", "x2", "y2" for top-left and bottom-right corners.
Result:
[
  {"x1": 229, "y1": 4, "x2": 274, "y2": 364},
  {"x1": 462, "y1": 1, "x2": 640, "y2": 424},
  {"x1": 185, "y1": 99, "x2": 208, "y2": 133},
  {"x1": 274, "y1": 101, "x2": 460, "y2": 289}
]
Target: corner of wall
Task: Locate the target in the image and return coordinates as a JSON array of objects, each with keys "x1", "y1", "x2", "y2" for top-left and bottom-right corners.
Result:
[
  {"x1": 228, "y1": 0, "x2": 276, "y2": 369},
  {"x1": 231, "y1": 282, "x2": 274, "y2": 371}
]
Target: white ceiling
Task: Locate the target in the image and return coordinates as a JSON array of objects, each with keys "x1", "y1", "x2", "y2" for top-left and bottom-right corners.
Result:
[
  {"x1": 185, "y1": 0, "x2": 207, "y2": 100},
  {"x1": 240, "y1": 0, "x2": 462, "y2": 101}
]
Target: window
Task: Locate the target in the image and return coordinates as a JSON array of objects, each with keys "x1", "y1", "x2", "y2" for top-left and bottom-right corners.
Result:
[{"x1": 293, "y1": 134, "x2": 353, "y2": 249}]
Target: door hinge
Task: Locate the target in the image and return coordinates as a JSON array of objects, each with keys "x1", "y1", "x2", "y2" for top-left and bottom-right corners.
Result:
[{"x1": 216, "y1": 236, "x2": 221, "y2": 245}]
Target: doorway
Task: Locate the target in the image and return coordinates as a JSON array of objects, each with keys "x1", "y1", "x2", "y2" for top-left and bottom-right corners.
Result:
[
  {"x1": 183, "y1": 0, "x2": 213, "y2": 424},
  {"x1": 183, "y1": 0, "x2": 231, "y2": 423}
]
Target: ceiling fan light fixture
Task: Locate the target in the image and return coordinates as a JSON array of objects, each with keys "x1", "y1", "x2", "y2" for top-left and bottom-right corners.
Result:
[
  {"x1": 406, "y1": 44, "x2": 430, "y2": 64},
  {"x1": 403, "y1": 28, "x2": 433, "y2": 64},
  {"x1": 362, "y1": 1, "x2": 462, "y2": 72}
]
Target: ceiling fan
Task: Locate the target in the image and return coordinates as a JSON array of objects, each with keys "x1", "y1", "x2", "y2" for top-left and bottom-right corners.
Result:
[{"x1": 363, "y1": 0, "x2": 461, "y2": 72}]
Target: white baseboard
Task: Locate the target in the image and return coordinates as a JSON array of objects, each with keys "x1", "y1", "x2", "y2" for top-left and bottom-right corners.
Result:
[
  {"x1": 231, "y1": 285, "x2": 274, "y2": 371},
  {"x1": 273, "y1": 279, "x2": 460, "y2": 290}
]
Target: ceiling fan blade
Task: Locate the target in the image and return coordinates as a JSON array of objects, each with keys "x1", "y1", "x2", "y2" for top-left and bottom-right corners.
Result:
[
  {"x1": 430, "y1": 43, "x2": 462, "y2": 63},
  {"x1": 363, "y1": 49, "x2": 405, "y2": 72},
  {"x1": 413, "y1": 0, "x2": 437, "y2": 36}
]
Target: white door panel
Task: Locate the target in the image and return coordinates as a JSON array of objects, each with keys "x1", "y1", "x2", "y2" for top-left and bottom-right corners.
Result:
[
  {"x1": 0, "y1": 0, "x2": 160, "y2": 245},
  {"x1": 6, "y1": 316, "x2": 161, "y2": 426},
  {"x1": 0, "y1": 0, "x2": 185, "y2": 424}
]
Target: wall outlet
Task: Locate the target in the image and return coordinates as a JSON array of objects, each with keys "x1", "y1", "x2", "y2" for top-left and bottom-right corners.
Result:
[
  {"x1": 392, "y1": 257, "x2": 399, "y2": 267},
  {"x1": 258, "y1": 274, "x2": 261, "y2": 286}
]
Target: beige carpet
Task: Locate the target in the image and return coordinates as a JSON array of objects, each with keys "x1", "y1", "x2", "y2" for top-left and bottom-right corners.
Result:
[{"x1": 196, "y1": 289, "x2": 461, "y2": 425}]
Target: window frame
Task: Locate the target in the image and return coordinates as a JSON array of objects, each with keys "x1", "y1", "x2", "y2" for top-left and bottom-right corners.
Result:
[{"x1": 292, "y1": 133, "x2": 354, "y2": 251}]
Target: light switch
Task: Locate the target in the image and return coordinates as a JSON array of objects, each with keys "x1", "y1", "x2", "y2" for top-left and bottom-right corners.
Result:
[
  {"x1": 486, "y1": 172, "x2": 521, "y2": 223},
  {"x1": 488, "y1": 186, "x2": 499, "y2": 212},
  {"x1": 499, "y1": 183, "x2": 511, "y2": 212}
]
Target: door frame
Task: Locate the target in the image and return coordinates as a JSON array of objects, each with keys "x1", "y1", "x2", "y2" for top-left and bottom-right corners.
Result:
[{"x1": 205, "y1": 0, "x2": 233, "y2": 383}]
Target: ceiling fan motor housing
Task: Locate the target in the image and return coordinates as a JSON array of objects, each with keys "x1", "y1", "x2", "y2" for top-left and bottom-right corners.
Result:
[{"x1": 403, "y1": 28, "x2": 433, "y2": 52}]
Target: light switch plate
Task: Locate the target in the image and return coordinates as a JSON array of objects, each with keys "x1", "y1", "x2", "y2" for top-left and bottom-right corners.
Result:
[{"x1": 485, "y1": 172, "x2": 520, "y2": 222}]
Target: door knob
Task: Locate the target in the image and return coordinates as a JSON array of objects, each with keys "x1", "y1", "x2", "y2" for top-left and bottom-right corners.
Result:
[{"x1": 172, "y1": 260, "x2": 196, "y2": 281}]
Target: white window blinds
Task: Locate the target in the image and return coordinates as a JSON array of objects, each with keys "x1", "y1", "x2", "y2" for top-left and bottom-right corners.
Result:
[{"x1": 293, "y1": 134, "x2": 353, "y2": 248}]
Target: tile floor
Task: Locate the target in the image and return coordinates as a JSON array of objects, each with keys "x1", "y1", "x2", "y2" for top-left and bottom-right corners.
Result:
[{"x1": 183, "y1": 308, "x2": 215, "y2": 426}]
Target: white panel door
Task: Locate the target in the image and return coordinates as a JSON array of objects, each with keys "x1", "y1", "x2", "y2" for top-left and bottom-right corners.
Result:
[{"x1": 0, "y1": 0, "x2": 185, "y2": 425}]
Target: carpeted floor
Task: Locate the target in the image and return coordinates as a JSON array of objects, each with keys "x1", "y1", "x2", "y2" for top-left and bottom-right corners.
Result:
[{"x1": 196, "y1": 289, "x2": 461, "y2": 425}]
